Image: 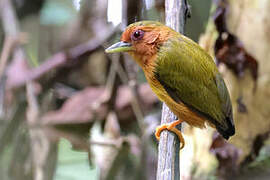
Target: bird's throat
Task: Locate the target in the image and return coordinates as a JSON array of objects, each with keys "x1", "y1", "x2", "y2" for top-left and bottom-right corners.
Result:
[{"x1": 129, "y1": 52, "x2": 157, "y2": 70}]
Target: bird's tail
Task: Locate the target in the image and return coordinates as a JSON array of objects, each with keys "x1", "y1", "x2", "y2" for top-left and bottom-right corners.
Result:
[{"x1": 216, "y1": 116, "x2": 235, "y2": 140}]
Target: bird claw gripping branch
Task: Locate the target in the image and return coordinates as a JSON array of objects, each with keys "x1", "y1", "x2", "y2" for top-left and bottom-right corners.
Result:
[{"x1": 155, "y1": 119, "x2": 185, "y2": 149}]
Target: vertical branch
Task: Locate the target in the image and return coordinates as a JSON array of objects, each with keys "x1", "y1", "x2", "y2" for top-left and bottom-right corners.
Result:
[{"x1": 156, "y1": 0, "x2": 189, "y2": 180}]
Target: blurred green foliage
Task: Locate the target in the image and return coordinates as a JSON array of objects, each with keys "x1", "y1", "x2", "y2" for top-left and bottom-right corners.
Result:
[
  {"x1": 185, "y1": 0, "x2": 212, "y2": 41},
  {"x1": 40, "y1": 0, "x2": 77, "y2": 25},
  {"x1": 54, "y1": 139, "x2": 98, "y2": 180}
]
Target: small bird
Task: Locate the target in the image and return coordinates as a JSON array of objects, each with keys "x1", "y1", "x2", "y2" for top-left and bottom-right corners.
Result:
[{"x1": 105, "y1": 21, "x2": 235, "y2": 149}]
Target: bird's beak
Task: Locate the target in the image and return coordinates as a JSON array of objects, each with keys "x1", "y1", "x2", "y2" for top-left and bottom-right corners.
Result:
[{"x1": 105, "y1": 41, "x2": 133, "y2": 53}]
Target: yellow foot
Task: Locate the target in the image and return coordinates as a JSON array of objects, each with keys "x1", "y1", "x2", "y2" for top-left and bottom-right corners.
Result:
[{"x1": 155, "y1": 119, "x2": 185, "y2": 149}]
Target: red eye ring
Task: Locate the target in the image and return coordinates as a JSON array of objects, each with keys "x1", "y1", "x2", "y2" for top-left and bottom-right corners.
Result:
[{"x1": 131, "y1": 29, "x2": 144, "y2": 41}]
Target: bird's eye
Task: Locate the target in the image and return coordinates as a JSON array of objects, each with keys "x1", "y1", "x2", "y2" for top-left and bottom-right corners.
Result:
[{"x1": 131, "y1": 30, "x2": 144, "y2": 41}]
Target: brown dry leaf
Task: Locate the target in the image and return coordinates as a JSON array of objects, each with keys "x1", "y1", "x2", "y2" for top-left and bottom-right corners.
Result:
[
  {"x1": 213, "y1": 0, "x2": 258, "y2": 83},
  {"x1": 41, "y1": 83, "x2": 157, "y2": 126},
  {"x1": 115, "y1": 83, "x2": 158, "y2": 123},
  {"x1": 138, "y1": 83, "x2": 159, "y2": 107},
  {"x1": 44, "y1": 127, "x2": 89, "y2": 151},
  {"x1": 115, "y1": 83, "x2": 157, "y2": 109},
  {"x1": 41, "y1": 87, "x2": 108, "y2": 125},
  {"x1": 210, "y1": 133, "x2": 241, "y2": 179}
]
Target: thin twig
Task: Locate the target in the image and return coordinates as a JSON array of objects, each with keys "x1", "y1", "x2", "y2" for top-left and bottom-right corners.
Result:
[
  {"x1": 0, "y1": 33, "x2": 27, "y2": 79},
  {"x1": 98, "y1": 57, "x2": 118, "y2": 104},
  {"x1": 26, "y1": 82, "x2": 39, "y2": 124},
  {"x1": 110, "y1": 53, "x2": 145, "y2": 134},
  {"x1": 156, "y1": 0, "x2": 189, "y2": 180},
  {"x1": 89, "y1": 140, "x2": 120, "y2": 148},
  {"x1": 26, "y1": 82, "x2": 51, "y2": 180},
  {"x1": 6, "y1": 27, "x2": 119, "y2": 90}
]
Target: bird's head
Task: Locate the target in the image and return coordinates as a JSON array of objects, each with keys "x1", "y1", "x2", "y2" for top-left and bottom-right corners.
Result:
[{"x1": 106, "y1": 21, "x2": 176, "y2": 67}]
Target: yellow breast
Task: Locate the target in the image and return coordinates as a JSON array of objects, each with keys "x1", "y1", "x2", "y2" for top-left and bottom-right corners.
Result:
[{"x1": 144, "y1": 70, "x2": 207, "y2": 129}]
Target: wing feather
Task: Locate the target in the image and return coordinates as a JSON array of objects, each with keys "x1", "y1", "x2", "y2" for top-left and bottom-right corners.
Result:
[{"x1": 154, "y1": 36, "x2": 235, "y2": 138}]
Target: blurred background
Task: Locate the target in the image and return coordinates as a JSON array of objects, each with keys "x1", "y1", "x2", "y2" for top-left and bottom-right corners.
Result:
[{"x1": 0, "y1": 0, "x2": 270, "y2": 179}]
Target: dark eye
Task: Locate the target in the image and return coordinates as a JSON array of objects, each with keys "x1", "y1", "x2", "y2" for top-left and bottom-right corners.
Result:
[{"x1": 131, "y1": 30, "x2": 144, "y2": 41}]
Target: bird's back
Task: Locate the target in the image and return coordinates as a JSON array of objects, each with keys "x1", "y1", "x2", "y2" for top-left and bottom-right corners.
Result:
[{"x1": 152, "y1": 34, "x2": 235, "y2": 139}]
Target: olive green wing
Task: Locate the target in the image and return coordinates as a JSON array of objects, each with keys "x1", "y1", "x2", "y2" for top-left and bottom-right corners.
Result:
[{"x1": 155, "y1": 36, "x2": 235, "y2": 139}]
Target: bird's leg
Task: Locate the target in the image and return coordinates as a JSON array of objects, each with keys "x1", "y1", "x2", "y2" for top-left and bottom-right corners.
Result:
[{"x1": 155, "y1": 119, "x2": 185, "y2": 149}]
